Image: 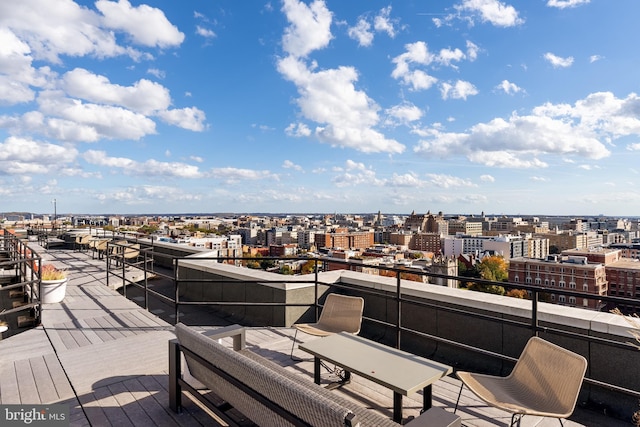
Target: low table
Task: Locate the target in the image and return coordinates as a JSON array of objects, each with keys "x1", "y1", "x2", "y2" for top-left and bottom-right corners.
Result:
[{"x1": 298, "y1": 332, "x2": 453, "y2": 423}]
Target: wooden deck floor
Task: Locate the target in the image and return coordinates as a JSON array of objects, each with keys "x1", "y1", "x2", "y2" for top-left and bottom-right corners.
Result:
[{"x1": 0, "y1": 244, "x2": 629, "y2": 426}]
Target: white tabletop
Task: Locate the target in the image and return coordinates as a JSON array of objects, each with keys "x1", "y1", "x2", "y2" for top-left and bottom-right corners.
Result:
[{"x1": 299, "y1": 332, "x2": 452, "y2": 396}]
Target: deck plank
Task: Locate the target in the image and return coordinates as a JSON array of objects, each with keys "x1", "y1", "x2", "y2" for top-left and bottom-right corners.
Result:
[
  {"x1": 107, "y1": 380, "x2": 155, "y2": 426},
  {"x1": 15, "y1": 358, "x2": 39, "y2": 404},
  {"x1": 77, "y1": 391, "x2": 111, "y2": 427},
  {"x1": 29, "y1": 355, "x2": 59, "y2": 403},
  {"x1": 121, "y1": 376, "x2": 179, "y2": 427},
  {"x1": 92, "y1": 383, "x2": 135, "y2": 427},
  {"x1": 43, "y1": 353, "x2": 74, "y2": 400},
  {"x1": 0, "y1": 362, "x2": 20, "y2": 404}
]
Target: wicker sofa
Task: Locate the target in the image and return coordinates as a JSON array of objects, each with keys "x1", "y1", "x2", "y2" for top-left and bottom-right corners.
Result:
[{"x1": 169, "y1": 323, "x2": 461, "y2": 427}]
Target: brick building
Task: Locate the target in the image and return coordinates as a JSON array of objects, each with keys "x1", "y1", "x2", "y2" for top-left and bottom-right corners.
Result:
[
  {"x1": 508, "y1": 256, "x2": 608, "y2": 310},
  {"x1": 314, "y1": 231, "x2": 374, "y2": 250}
]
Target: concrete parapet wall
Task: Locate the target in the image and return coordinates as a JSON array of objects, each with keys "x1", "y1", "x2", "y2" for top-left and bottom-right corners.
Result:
[{"x1": 176, "y1": 257, "x2": 639, "y2": 420}]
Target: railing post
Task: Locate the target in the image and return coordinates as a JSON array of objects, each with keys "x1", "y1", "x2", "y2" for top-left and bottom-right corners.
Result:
[
  {"x1": 314, "y1": 259, "x2": 320, "y2": 321},
  {"x1": 143, "y1": 250, "x2": 149, "y2": 310},
  {"x1": 106, "y1": 242, "x2": 110, "y2": 288},
  {"x1": 396, "y1": 270, "x2": 401, "y2": 349},
  {"x1": 121, "y1": 245, "x2": 127, "y2": 298},
  {"x1": 531, "y1": 289, "x2": 539, "y2": 337},
  {"x1": 174, "y1": 257, "x2": 180, "y2": 324}
]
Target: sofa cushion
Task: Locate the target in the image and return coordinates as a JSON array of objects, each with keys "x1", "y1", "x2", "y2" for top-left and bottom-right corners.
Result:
[
  {"x1": 240, "y1": 348, "x2": 399, "y2": 426},
  {"x1": 176, "y1": 323, "x2": 355, "y2": 426}
]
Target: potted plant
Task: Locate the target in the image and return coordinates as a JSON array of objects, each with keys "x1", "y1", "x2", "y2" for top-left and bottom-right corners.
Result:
[{"x1": 40, "y1": 264, "x2": 68, "y2": 304}]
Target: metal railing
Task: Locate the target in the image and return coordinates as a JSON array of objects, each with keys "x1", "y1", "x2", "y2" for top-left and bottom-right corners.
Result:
[
  {"x1": 84, "y1": 242, "x2": 633, "y2": 414},
  {"x1": 0, "y1": 230, "x2": 42, "y2": 328}
]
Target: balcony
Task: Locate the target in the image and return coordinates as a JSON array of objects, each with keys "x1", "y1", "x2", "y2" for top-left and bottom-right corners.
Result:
[{"x1": 0, "y1": 230, "x2": 638, "y2": 426}]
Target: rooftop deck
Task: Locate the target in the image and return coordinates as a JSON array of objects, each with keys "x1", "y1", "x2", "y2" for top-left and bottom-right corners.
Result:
[{"x1": 0, "y1": 243, "x2": 630, "y2": 426}]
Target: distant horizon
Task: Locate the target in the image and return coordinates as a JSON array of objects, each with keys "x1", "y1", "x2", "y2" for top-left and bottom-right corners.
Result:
[{"x1": 3, "y1": 210, "x2": 640, "y2": 220}]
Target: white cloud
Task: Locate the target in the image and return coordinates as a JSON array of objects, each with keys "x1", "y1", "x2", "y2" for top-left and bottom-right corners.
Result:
[
  {"x1": 414, "y1": 92, "x2": 640, "y2": 168},
  {"x1": 437, "y1": 47, "x2": 465, "y2": 68},
  {"x1": 392, "y1": 41, "x2": 477, "y2": 91},
  {"x1": 278, "y1": 0, "x2": 403, "y2": 154},
  {"x1": 0, "y1": 0, "x2": 125, "y2": 63},
  {"x1": 531, "y1": 176, "x2": 549, "y2": 182},
  {"x1": 0, "y1": 0, "x2": 183, "y2": 64},
  {"x1": 157, "y1": 107, "x2": 206, "y2": 131},
  {"x1": 95, "y1": 0, "x2": 184, "y2": 48},
  {"x1": 480, "y1": 174, "x2": 495, "y2": 182},
  {"x1": 455, "y1": 0, "x2": 524, "y2": 27},
  {"x1": 281, "y1": 0, "x2": 333, "y2": 58},
  {"x1": 285, "y1": 122, "x2": 312, "y2": 137},
  {"x1": 426, "y1": 173, "x2": 477, "y2": 188},
  {"x1": 0, "y1": 27, "x2": 57, "y2": 106},
  {"x1": 391, "y1": 42, "x2": 437, "y2": 91},
  {"x1": 348, "y1": 6, "x2": 398, "y2": 47},
  {"x1": 98, "y1": 185, "x2": 202, "y2": 205},
  {"x1": 440, "y1": 80, "x2": 478, "y2": 100},
  {"x1": 373, "y1": 6, "x2": 397, "y2": 38},
  {"x1": 196, "y1": 26, "x2": 216, "y2": 39},
  {"x1": 386, "y1": 172, "x2": 426, "y2": 187},
  {"x1": 544, "y1": 52, "x2": 574, "y2": 68},
  {"x1": 84, "y1": 149, "x2": 203, "y2": 178},
  {"x1": 147, "y1": 68, "x2": 165, "y2": 79},
  {"x1": 384, "y1": 102, "x2": 423, "y2": 126},
  {"x1": 627, "y1": 143, "x2": 640, "y2": 151},
  {"x1": 496, "y1": 79, "x2": 522, "y2": 95},
  {"x1": 0, "y1": 136, "x2": 78, "y2": 175},
  {"x1": 282, "y1": 160, "x2": 303, "y2": 171},
  {"x1": 210, "y1": 167, "x2": 279, "y2": 184},
  {"x1": 277, "y1": 56, "x2": 404, "y2": 154},
  {"x1": 61, "y1": 68, "x2": 171, "y2": 115},
  {"x1": 547, "y1": 0, "x2": 590, "y2": 9},
  {"x1": 36, "y1": 90, "x2": 157, "y2": 140},
  {"x1": 331, "y1": 160, "x2": 381, "y2": 187},
  {"x1": 589, "y1": 55, "x2": 603, "y2": 63},
  {"x1": 347, "y1": 19, "x2": 373, "y2": 47},
  {"x1": 466, "y1": 40, "x2": 479, "y2": 61}
]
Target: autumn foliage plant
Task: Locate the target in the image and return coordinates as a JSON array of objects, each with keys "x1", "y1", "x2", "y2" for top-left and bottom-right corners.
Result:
[{"x1": 40, "y1": 264, "x2": 67, "y2": 281}]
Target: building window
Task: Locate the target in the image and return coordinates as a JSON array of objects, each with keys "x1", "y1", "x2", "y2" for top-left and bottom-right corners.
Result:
[
  {"x1": 583, "y1": 299, "x2": 588, "y2": 307},
  {"x1": 583, "y1": 283, "x2": 589, "y2": 291},
  {"x1": 559, "y1": 280, "x2": 566, "y2": 288},
  {"x1": 551, "y1": 280, "x2": 556, "y2": 287},
  {"x1": 535, "y1": 278, "x2": 541, "y2": 285},
  {"x1": 569, "y1": 296, "x2": 576, "y2": 305},
  {"x1": 545, "y1": 279, "x2": 549, "y2": 286},
  {"x1": 569, "y1": 281, "x2": 576, "y2": 289},
  {"x1": 526, "y1": 276, "x2": 532, "y2": 284},
  {"x1": 559, "y1": 295, "x2": 566, "y2": 303}
]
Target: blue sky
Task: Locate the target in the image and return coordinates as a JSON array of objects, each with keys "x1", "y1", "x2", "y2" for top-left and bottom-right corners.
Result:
[{"x1": 1, "y1": 0, "x2": 640, "y2": 217}]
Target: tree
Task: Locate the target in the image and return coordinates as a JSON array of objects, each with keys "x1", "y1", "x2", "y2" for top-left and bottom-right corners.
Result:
[
  {"x1": 300, "y1": 260, "x2": 316, "y2": 275},
  {"x1": 260, "y1": 259, "x2": 276, "y2": 270},
  {"x1": 477, "y1": 255, "x2": 509, "y2": 282},
  {"x1": 466, "y1": 255, "x2": 509, "y2": 295},
  {"x1": 280, "y1": 265, "x2": 293, "y2": 275},
  {"x1": 506, "y1": 289, "x2": 529, "y2": 299}
]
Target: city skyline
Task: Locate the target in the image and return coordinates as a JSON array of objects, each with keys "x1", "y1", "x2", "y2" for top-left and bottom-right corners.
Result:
[{"x1": 1, "y1": 1, "x2": 640, "y2": 216}]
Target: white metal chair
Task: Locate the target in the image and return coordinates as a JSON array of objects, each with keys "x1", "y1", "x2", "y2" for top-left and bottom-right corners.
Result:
[
  {"x1": 290, "y1": 293, "x2": 364, "y2": 360},
  {"x1": 454, "y1": 336, "x2": 587, "y2": 426}
]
